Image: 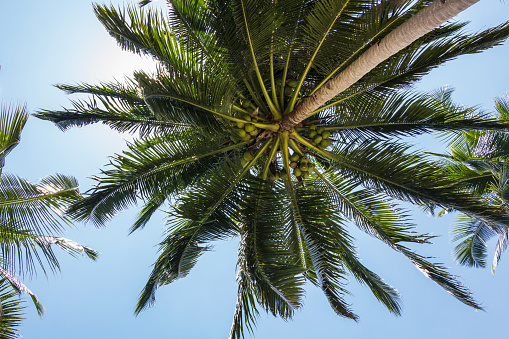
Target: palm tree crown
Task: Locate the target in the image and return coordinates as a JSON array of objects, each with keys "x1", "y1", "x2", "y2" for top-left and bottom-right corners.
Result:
[
  {"x1": 37, "y1": 1, "x2": 509, "y2": 337},
  {"x1": 438, "y1": 96, "x2": 509, "y2": 274},
  {"x1": 0, "y1": 103, "x2": 98, "y2": 338}
]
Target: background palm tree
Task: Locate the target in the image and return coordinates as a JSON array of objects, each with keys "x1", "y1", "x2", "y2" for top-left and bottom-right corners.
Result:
[
  {"x1": 0, "y1": 103, "x2": 98, "y2": 338},
  {"x1": 37, "y1": 1, "x2": 509, "y2": 337},
  {"x1": 436, "y1": 95, "x2": 509, "y2": 274}
]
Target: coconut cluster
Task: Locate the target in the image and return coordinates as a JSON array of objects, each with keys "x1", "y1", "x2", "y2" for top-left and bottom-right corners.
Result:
[
  {"x1": 289, "y1": 153, "x2": 314, "y2": 179},
  {"x1": 232, "y1": 100, "x2": 262, "y2": 142},
  {"x1": 307, "y1": 124, "x2": 331, "y2": 149}
]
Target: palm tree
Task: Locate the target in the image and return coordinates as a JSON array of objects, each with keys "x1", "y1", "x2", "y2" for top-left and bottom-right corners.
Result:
[
  {"x1": 0, "y1": 103, "x2": 98, "y2": 338},
  {"x1": 37, "y1": 1, "x2": 509, "y2": 337},
  {"x1": 437, "y1": 95, "x2": 509, "y2": 274}
]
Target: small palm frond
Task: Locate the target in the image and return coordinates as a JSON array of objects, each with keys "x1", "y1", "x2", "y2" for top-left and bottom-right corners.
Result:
[
  {"x1": 0, "y1": 279, "x2": 25, "y2": 339},
  {"x1": 0, "y1": 174, "x2": 81, "y2": 236},
  {"x1": 0, "y1": 104, "x2": 28, "y2": 173},
  {"x1": 451, "y1": 216, "x2": 497, "y2": 268},
  {"x1": 0, "y1": 266, "x2": 43, "y2": 316},
  {"x1": 229, "y1": 263, "x2": 260, "y2": 339},
  {"x1": 397, "y1": 244, "x2": 482, "y2": 310},
  {"x1": 327, "y1": 220, "x2": 402, "y2": 315},
  {"x1": 495, "y1": 95, "x2": 509, "y2": 120},
  {"x1": 492, "y1": 228, "x2": 508, "y2": 274},
  {"x1": 0, "y1": 220, "x2": 98, "y2": 278}
]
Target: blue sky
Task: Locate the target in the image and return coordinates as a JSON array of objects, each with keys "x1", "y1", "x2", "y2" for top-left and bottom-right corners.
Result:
[{"x1": 0, "y1": 1, "x2": 508, "y2": 338}]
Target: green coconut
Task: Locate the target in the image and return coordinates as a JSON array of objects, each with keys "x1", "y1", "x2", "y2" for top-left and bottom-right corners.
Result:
[
  {"x1": 243, "y1": 152, "x2": 253, "y2": 161},
  {"x1": 244, "y1": 124, "x2": 255, "y2": 133},
  {"x1": 287, "y1": 79, "x2": 298, "y2": 87},
  {"x1": 284, "y1": 86, "x2": 294, "y2": 96}
]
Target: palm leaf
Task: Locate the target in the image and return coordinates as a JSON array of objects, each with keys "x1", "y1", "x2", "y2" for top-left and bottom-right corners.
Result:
[
  {"x1": 0, "y1": 104, "x2": 28, "y2": 173},
  {"x1": 0, "y1": 279, "x2": 25, "y2": 339}
]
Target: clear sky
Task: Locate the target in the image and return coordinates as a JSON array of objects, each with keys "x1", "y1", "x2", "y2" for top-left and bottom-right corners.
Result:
[{"x1": 0, "y1": 1, "x2": 508, "y2": 338}]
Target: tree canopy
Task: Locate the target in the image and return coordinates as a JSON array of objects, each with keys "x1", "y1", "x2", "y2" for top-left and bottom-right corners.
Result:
[{"x1": 37, "y1": 0, "x2": 509, "y2": 337}]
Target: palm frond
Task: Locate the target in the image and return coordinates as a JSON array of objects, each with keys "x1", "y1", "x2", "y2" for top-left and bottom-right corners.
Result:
[
  {"x1": 0, "y1": 279, "x2": 25, "y2": 339},
  {"x1": 291, "y1": 183, "x2": 358, "y2": 320},
  {"x1": 451, "y1": 216, "x2": 497, "y2": 268},
  {"x1": 0, "y1": 266, "x2": 44, "y2": 316},
  {"x1": 327, "y1": 89, "x2": 509, "y2": 140},
  {"x1": 0, "y1": 174, "x2": 81, "y2": 235},
  {"x1": 492, "y1": 228, "x2": 508, "y2": 274},
  {"x1": 69, "y1": 134, "x2": 244, "y2": 226},
  {"x1": 0, "y1": 220, "x2": 98, "y2": 278},
  {"x1": 0, "y1": 104, "x2": 28, "y2": 173}
]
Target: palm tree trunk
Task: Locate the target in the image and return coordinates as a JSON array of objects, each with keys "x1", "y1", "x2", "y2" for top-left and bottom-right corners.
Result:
[{"x1": 281, "y1": 0, "x2": 480, "y2": 131}]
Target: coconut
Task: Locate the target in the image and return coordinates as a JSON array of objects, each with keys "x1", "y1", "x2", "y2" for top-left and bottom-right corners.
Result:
[
  {"x1": 309, "y1": 124, "x2": 317, "y2": 130},
  {"x1": 316, "y1": 126, "x2": 325, "y2": 134},
  {"x1": 241, "y1": 100, "x2": 251, "y2": 109},
  {"x1": 244, "y1": 124, "x2": 255, "y2": 133},
  {"x1": 289, "y1": 161, "x2": 298, "y2": 169},
  {"x1": 294, "y1": 168, "x2": 302, "y2": 177},
  {"x1": 308, "y1": 130, "x2": 317, "y2": 139},
  {"x1": 238, "y1": 130, "x2": 247, "y2": 138},
  {"x1": 301, "y1": 172, "x2": 309, "y2": 179},
  {"x1": 243, "y1": 152, "x2": 253, "y2": 161},
  {"x1": 314, "y1": 136, "x2": 323, "y2": 144},
  {"x1": 284, "y1": 86, "x2": 294, "y2": 96},
  {"x1": 243, "y1": 114, "x2": 252, "y2": 121},
  {"x1": 236, "y1": 121, "x2": 245, "y2": 128},
  {"x1": 287, "y1": 79, "x2": 298, "y2": 87},
  {"x1": 321, "y1": 131, "x2": 330, "y2": 139},
  {"x1": 249, "y1": 129, "x2": 258, "y2": 136},
  {"x1": 290, "y1": 154, "x2": 300, "y2": 162},
  {"x1": 300, "y1": 163, "x2": 308, "y2": 171}
]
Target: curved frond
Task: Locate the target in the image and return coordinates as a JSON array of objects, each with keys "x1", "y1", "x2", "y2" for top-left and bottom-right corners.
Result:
[
  {"x1": 0, "y1": 174, "x2": 81, "y2": 235},
  {"x1": 0, "y1": 104, "x2": 28, "y2": 173},
  {"x1": 451, "y1": 216, "x2": 496, "y2": 268},
  {"x1": 0, "y1": 279, "x2": 25, "y2": 339}
]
